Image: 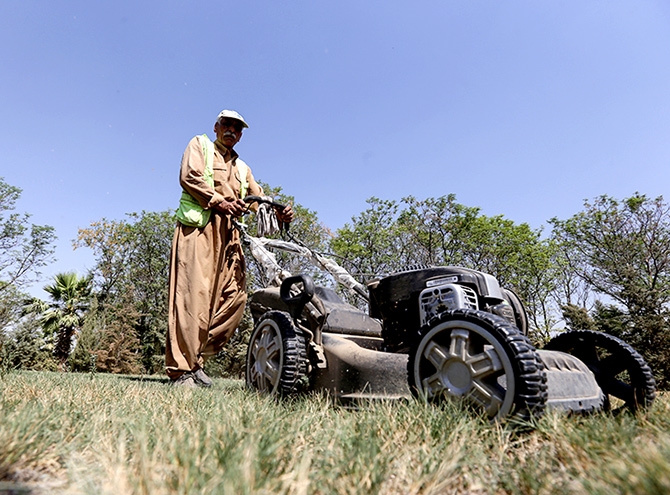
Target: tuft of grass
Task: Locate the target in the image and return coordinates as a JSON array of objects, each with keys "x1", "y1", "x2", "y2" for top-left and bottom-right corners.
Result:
[{"x1": 0, "y1": 371, "x2": 668, "y2": 494}]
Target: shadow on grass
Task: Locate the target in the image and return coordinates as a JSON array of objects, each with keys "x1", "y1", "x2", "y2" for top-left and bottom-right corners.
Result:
[
  {"x1": 0, "y1": 480, "x2": 32, "y2": 495},
  {"x1": 113, "y1": 374, "x2": 247, "y2": 391},
  {"x1": 115, "y1": 374, "x2": 171, "y2": 384}
]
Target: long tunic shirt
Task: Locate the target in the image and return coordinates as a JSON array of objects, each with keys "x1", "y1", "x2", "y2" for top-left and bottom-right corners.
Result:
[{"x1": 165, "y1": 136, "x2": 262, "y2": 378}]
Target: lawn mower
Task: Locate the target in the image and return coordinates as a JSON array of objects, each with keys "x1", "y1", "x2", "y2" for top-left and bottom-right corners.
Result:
[{"x1": 239, "y1": 197, "x2": 657, "y2": 421}]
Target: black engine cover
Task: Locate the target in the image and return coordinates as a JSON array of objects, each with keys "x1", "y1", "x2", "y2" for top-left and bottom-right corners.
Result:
[{"x1": 368, "y1": 266, "x2": 505, "y2": 352}]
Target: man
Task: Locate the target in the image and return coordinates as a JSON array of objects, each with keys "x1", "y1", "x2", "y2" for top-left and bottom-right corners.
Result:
[{"x1": 166, "y1": 109, "x2": 294, "y2": 387}]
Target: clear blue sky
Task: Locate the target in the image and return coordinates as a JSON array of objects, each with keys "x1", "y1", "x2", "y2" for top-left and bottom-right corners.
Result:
[{"x1": 2, "y1": 1, "x2": 670, "y2": 295}]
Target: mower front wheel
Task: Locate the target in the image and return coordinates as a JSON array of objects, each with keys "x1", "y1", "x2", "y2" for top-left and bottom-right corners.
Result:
[
  {"x1": 408, "y1": 309, "x2": 547, "y2": 421},
  {"x1": 245, "y1": 311, "x2": 308, "y2": 396}
]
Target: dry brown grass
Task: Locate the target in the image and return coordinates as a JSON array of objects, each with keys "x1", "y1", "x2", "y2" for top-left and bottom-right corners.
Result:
[{"x1": 0, "y1": 371, "x2": 668, "y2": 494}]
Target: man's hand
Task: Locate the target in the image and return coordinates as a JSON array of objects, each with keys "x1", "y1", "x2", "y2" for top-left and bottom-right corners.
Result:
[
  {"x1": 275, "y1": 204, "x2": 294, "y2": 224},
  {"x1": 215, "y1": 199, "x2": 247, "y2": 217}
]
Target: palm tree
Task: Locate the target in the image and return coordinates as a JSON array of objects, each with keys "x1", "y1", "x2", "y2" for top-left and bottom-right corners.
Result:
[{"x1": 26, "y1": 272, "x2": 93, "y2": 369}]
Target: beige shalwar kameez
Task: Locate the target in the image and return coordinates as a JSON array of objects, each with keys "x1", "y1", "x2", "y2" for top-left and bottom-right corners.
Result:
[{"x1": 165, "y1": 136, "x2": 262, "y2": 379}]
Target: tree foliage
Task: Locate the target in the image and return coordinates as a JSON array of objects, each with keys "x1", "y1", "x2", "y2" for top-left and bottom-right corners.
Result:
[
  {"x1": 0, "y1": 312, "x2": 58, "y2": 372},
  {"x1": 0, "y1": 177, "x2": 56, "y2": 332},
  {"x1": 330, "y1": 197, "x2": 404, "y2": 282},
  {"x1": 550, "y1": 193, "x2": 670, "y2": 387},
  {"x1": 92, "y1": 299, "x2": 143, "y2": 375},
  {"x1": 550, "y1": 193, "x2": 670, "y2": 315},
  {"x1": 331, "y1": 195, "x2": 558, "y2": 340}
]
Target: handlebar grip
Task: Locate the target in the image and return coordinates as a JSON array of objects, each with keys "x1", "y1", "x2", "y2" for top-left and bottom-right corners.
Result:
[
  {"x1": 243, "y1": 195, "x2": 287, "y2": 210},
  {"x1": 243, "y1": 195, "x2": 291, "y2": 231}
]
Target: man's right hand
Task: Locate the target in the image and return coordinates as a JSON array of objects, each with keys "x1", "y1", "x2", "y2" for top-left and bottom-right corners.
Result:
[{"x1": 215, "y1": 199, "x2": 247, "y2": 217}]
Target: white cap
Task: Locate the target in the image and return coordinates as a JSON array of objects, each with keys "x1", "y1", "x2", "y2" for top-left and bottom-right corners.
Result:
[{"x1": 216, "y1": 109, "x2": 249, "y2": 128}]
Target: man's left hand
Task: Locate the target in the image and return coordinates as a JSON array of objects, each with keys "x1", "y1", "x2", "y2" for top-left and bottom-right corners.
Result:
[{"x1": 275, "y1": 204, "x2": 294, "y2": 224}]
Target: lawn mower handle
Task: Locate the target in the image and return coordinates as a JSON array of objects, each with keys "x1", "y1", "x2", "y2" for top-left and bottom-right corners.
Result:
[
  {"x1": 243, "y1": 195, "x2": 287, "y2": 210},
  {"x1": 243, "y1": 195, "x2": 291, "y2": 232}
]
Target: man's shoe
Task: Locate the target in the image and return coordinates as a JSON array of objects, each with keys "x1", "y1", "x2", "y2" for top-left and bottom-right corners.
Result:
[
  {"x1": 192, "y1": 368, "x2": 213, "y2": 388},
  {"x1": 171, "y1": 373, "x2": 197, "y2": 388}
]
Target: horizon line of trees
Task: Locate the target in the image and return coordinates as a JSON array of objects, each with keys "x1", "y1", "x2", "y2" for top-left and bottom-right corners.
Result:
[{"x1": 1, "y1": 176, "x2": 669, "y2": 388}]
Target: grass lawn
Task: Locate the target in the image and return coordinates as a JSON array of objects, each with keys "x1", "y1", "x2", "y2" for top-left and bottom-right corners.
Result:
[{"x1": 0, "y1": 371, "x2": 668, "y2": 494}]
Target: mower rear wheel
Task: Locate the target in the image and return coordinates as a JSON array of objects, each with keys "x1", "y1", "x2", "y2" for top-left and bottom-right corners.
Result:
[
  {"x1": 544, "y1": 330, "x2": 656, "y2": 412},
  {"x1": 408, "y1": 309, "x2": 547, "y2": 421},
  {"x1": 245, "y1": 311, "x2": 308, "y2": 396}
]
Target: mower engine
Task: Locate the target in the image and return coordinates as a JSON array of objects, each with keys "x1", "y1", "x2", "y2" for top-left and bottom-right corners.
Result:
[
  {"x1": 368, "y1": 266, "x2": 522, "y2": 352},
  {"x1": 419, "y1": 283, "x2": 478, "y2": 325}
]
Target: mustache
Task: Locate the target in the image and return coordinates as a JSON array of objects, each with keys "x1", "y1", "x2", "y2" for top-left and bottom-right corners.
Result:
[{"x1": 223, "y1": 131, "x2": 237, "y2": 139}]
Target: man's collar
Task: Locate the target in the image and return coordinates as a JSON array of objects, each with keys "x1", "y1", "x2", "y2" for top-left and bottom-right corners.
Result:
[{"x1": 213, "y1": 139, "x2": 238, "y2": 159}]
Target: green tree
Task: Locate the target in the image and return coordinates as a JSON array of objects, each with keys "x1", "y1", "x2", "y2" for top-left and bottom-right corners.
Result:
[
  {"x1": 550, "y1": 193, "x2": 670, "y2": 314},
  {"x1": 25, "y1": 272, "x2": 93, "y2": 369},
  {"x1": 0, "y1": 177, "x2": 56, "y2": 333},
  {"x1": 396, "y1": 194, "x2": 481, "y2": 268},
  {"x1": 68, "y1": 320, "x2": 98, "y2": 372},
  {"x1": 550, "y1": 193, "x2": 670, "y2": 387},
  {"x1": 0, "y1": 285, "x2": 24, "y2": 339},
  {"x1": 560, "y1": 303, "x2": 596, "y2": 332},
  {"x1": 330, "y1": 197, "x2": 404, "y2": 283}
]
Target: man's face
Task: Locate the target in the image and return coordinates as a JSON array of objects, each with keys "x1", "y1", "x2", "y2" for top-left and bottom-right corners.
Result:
[{"x1": 214, "y1": 118, "x2": 244, "y2": 148}]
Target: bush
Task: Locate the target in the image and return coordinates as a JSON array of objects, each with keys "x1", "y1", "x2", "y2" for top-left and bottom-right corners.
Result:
[
  {"x1": 0, "y1": 315, "x2": 58, "y2": 372},
  {"x1": 69, "y1": 323, "x2": 98, "y2": 372},
  {"x1": 93, "y1": 302, "x2": 142, "y2": 375}
]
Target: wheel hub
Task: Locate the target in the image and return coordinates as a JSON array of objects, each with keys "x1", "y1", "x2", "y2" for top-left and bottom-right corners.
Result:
[
  {"x1": 248, "y1": 325, "x2": 281, "y2": 391},
  {"x1": 442, "y1": 359, "x2": 473, "y2": 395},
  {"x1": 256, "y1": 347, "x2": 268, "y2": 368}
]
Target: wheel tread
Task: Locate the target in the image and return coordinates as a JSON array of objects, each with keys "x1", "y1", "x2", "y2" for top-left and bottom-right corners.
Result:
[
  {"x1": 545, "y1": 329, "x2": 656, "y2": 411},
  {"x1": 246, "y1": 310, "x2": 309, "y2": 396}
]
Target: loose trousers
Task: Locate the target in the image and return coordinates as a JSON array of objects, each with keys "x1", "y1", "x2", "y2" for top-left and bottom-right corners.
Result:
[{"x1": 165, "y1": 214, "x2": 247, "y2": 379}]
